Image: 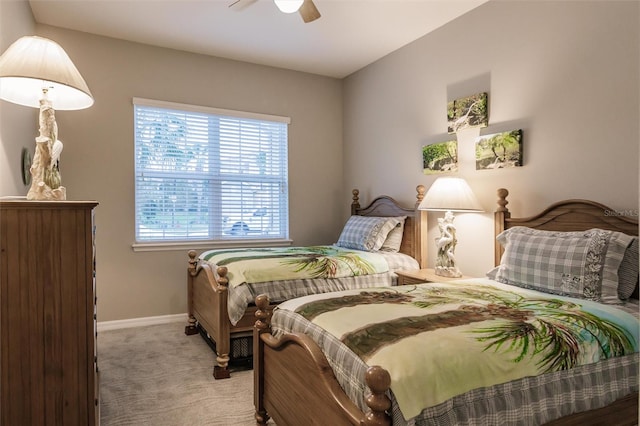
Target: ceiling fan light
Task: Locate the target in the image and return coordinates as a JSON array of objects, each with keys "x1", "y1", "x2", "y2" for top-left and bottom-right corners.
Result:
[{"x1": 274, "y1": 0, "x2": 304, "y2": 14}]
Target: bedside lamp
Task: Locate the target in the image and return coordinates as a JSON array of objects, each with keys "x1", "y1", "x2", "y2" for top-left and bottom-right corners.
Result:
[
  {"x1": 418, "y1": 177, "x2": 483, "y2": 277},
  {"x1": 0, "y1": 36, "x2": 93, "y2": 201}
]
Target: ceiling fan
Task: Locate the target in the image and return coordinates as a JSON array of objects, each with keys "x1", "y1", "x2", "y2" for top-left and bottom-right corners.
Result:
[{"x1": 229, "y1": 0, "x2": 321, "y2": 23}]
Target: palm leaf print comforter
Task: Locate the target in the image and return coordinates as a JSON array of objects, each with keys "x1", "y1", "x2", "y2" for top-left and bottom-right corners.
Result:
[
  {"x1": 201, "y1": 245, "x2": 389, "y2": 288},
  {"x1": 272, "y1": 280, "x2": 639, "y2": 421}
]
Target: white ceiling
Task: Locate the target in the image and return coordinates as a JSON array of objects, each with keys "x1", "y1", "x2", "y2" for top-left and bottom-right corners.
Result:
[{"x1": 29, "y1": 0, "x2": 488, "y2": 79}]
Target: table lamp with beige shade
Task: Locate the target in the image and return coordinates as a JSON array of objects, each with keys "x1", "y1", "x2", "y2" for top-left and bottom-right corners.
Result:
[
  {"x1": 419, "y1": 177, "x2": 484, "y2": 277},
  {"x1": 0, "y1": 35, "x2": 93, "y2": 200}
]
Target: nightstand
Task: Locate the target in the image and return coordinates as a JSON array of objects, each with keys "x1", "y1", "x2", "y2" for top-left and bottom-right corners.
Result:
[{"x1": 395, "y1": 268, "x2": 473, "y2": 285}]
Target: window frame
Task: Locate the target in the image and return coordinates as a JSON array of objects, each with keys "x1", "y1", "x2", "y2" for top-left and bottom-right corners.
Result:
[{"x1": 131, "y1": 98, "x2": 292, "y2": 252}]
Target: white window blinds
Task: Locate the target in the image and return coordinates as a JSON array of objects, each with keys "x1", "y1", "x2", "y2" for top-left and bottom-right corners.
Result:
[{"x1": 133, "y1": 98, "x2": 289, "y2": 243}]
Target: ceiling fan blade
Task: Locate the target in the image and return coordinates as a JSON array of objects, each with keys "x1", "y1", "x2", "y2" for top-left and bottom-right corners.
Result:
[
  {"x1": 299, "y1": 0, "x2": 321, "y2": 23},
  {"x1": 229, "y1": 0, "x2": 258, "y2": 11}
]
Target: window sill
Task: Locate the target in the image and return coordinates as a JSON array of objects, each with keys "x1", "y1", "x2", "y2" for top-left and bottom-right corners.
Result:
[{"x1": 131, "y1": 239, "x2": 293, "y2": 252}]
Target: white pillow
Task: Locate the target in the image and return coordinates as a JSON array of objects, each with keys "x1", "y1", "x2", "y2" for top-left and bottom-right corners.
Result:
[{"x1": 336, "y1": 216, "x2": 401, "y2": 252}]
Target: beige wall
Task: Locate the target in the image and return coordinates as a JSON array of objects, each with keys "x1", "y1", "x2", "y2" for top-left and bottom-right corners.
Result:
[
  {"x1": 16, "y1": 25, "x2": 344, "y2": 321},
  {"x1": 343, "y1": 0, "x2": 639, "y2": 277},
  {"x1": 0, "y1": 0, "x2": 37, "y2": 196}
]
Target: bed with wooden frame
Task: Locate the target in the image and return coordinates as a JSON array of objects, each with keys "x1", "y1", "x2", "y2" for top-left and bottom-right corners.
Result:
[
  {"x1": 253, "y1": 188, "x2": 639, "y2": 425},
  {"x1": 185, "y1": 185, "x2": 428, "y2": 379}
]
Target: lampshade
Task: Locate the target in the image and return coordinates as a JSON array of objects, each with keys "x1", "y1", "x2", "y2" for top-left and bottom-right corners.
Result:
[
  {"x1": 0, "y1": 36, "x2": 93, "y2": 110},
  {"x1": 419, "y1": 177, "x2": 484, "y2": 212},
  {"x1": 274, "y1": 0, "x2": 304, "y2": 13}
]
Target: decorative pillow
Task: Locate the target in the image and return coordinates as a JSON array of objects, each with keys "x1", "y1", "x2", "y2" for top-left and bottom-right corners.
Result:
[
  {"x1": 379, "y1": 216, "x2": 407, "y2": 253},
  {"x1": 495, "y1": 227, "x2": 634, "y2": 303},
  {"x1": 618, "y1": 237, "x2": 639, "y2": 300},
  {"x1": 336, "y1": 216, "x2": 400, "y2": 252}
]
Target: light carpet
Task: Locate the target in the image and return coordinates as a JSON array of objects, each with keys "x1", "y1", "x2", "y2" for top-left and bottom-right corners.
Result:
[{"x1": 99, "y1": 321, "x2": 260, "y2": 426}]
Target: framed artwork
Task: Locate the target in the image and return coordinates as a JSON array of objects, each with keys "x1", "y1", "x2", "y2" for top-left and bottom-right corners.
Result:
[
  {"x1": 447, "y1": 92, "x2": 488, "y2": 133},
  {"x1": 422, "y1": 140, "x2": 458, "y2": 175},
  {"x1": 475, "y1": 129, "x2": 523, "y2": 170}
]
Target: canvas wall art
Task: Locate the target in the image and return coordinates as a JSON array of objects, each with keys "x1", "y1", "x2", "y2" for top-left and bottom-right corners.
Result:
[
  {"x1": 447, "y1": 92, "x2": 488, "y2": 133},
  {"x1": 422, "y1": 140, "x2": 458, "y2": 174},
  {"x1": 475, "y1": 129, "x2": 523, "y2": 170}
]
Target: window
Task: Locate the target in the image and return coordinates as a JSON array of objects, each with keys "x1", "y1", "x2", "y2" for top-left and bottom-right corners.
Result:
[{"x1": 133, "y1": 98, "x2": 289, "y2": 247}]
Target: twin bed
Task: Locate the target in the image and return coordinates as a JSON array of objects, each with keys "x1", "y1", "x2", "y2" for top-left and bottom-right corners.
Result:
[
  {"x1": 251, "y1": 188, "x2": 639, "y2": 425},
  {"x1": 185, "y1": 185, "x2": 428, "y2": 379}
]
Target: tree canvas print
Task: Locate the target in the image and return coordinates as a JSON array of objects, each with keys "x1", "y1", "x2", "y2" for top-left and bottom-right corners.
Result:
[
  {"x1": 475, "y1": 129, "x2": 523, "y2": 170},
  {"x1": 422, "y1": 140, "x2": 458, "y2": 174},
  {"x1": 447, "y1": 92, "x2": 488, "y2": 133}
]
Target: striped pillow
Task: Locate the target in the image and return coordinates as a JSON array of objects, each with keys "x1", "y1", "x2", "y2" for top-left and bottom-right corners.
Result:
[
  {"x1": 336, "y1": 216, "x2": 401, "y2": 252},
  {"x1": 495, "y1": 227, "x2": 634, "y2": 303},
  {"x1": 380, "y1": 216, "x2": 407, "y2": 253},
  {"x1": 618, "y1": 237, "x2": 639, "y2": 300}
]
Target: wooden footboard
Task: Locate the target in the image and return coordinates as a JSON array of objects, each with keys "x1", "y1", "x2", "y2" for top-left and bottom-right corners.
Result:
[
  {"x1": 185, "y1": 250, "x2": 282, "y2": 379},
  {"x1": 544, "y1": 393, "x2": 638, "y2": 426},
  {"x1": 185, "y1": 250, "x2": 233, "y2": 379},
  {"x1": 253, "y1": 294, "x2": 391, "y2": 426}
]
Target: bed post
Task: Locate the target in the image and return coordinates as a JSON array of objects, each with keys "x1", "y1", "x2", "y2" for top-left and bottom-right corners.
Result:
[
  {"x1": 185, "y1": 250, "x2": 199, "y2": 336},
  {"x1": 494, "y1": 188, "x2": 510, "y2": 266},
  {"x1": 415, "y1": 184, "x2": 428, "y2": 268},
  {"x1": 254, "y1": 294, "x2": 271, "y2": 426},
  {"x1": 212, "y1": 266, "x2": 232, "y2": 380},
  {"x1": 363, "y1": 366, "x2": 392, "y2": 426},
  {"x1": 351, "y1": 189, "x2": 360, "y2": 215}
]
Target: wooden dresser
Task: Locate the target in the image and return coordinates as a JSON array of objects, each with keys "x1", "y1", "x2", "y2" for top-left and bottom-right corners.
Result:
[{"x1": 0, "y1": 200, "x2": 99, "y2": 426}]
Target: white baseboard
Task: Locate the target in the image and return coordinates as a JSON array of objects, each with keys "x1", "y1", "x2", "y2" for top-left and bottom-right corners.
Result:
[{"x1": 97, "y1": 313, "x2": 187, "y2": 332}]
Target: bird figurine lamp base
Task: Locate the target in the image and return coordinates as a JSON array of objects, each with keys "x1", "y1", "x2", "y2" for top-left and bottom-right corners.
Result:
[
  {"x1": 27, "y1": 91, "x2": 66, "y2": 201},
  {"x1": 434, "y1": 210, "x2": 462, "y2": 278},
  {"x1": 434, "y1": 265, "x2": 462, "y2": 278}
]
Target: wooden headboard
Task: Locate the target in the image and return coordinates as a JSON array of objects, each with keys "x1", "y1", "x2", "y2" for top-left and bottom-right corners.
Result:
[
  {"x1": 351, "y1": 185, "x2": 428, "y2": 268},
  {"x1": 494, "y1": 188, "x2": 639, "y2": 266}
]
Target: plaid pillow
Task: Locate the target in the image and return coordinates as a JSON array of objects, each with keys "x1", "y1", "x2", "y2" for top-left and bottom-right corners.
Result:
[
  {"x1": 336, "y1": 216, "x2": 400, "y2": 252},
  {"x1": 495, "y1": 227, "x2": 634, "y2": 303}
]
